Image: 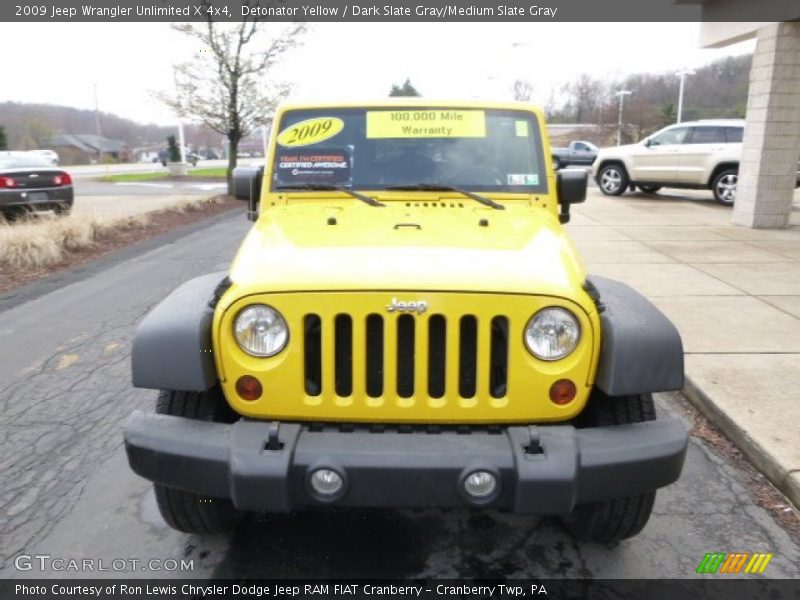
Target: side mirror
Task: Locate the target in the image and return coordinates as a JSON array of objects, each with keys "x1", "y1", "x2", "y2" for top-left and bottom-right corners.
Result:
[
  {"x1": 556, "y1": 169, "x2": 587, "y2": 224},
  {"x1": 232, "y1": 165, "x2": 264, "y2": 222},
  {"x1": 644, "y1": 138, "x2": 653, "y2": 147}
]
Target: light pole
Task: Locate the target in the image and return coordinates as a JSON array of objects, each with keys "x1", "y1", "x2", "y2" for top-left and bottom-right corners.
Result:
[
  {"x1": 615, "y1": 90, "x2": 632, "y2": 146},
  {"x1": 177, "y1": 120, "x2": 187, "y2": 164},
  {"x1": 676, "y1": 70, "x2": 695, "y2": 123},
  {"x1": 173, "y1": 67, "x2": 187, "y2": 164}
]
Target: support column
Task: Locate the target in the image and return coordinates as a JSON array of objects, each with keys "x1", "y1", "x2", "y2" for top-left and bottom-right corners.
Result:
[{"x1": 733, "y1": 22, "x2": 800, "y2": 229}]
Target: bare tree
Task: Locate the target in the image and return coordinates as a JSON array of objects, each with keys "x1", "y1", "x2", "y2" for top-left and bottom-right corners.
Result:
[
  {"x1": 512, "y1": 80, "x2": 533, "y2": 102},
  {"x1": 566, "y1": 74, "x2": 603, "y2": 123},
  {"x1": 160, "y1": 9, "x2": 305, "y2": 187}
]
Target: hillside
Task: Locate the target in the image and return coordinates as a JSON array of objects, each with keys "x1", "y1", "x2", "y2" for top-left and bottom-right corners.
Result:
[
  {"x1": 0, "y1": 102, "x2": 167, "y2": 150},
  {"x1": 2, "y1": 53, "x2": 754, "y2": 154},
  {"x1": 0, "y1": 102, "x2": 224, "y2": 152},
  {"x1": 547, "y1": 54, "x2": 752, "y2": 143}
]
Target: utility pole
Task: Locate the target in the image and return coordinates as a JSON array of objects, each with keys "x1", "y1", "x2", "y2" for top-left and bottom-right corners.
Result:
[
  {"x1": 93, "y1": 84, "x2": 104, "y2": 165},
  {"x1": 676, "y1": 70, "x2": 695, "y2": 123},
  {"x1": 615, "y1": 90, "x2": 632, "y2": 146}
]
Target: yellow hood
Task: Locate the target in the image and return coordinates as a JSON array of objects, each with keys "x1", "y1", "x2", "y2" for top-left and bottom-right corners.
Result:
[{"x1": 227, "y1": 200, "x2": 588, "y2": 300}]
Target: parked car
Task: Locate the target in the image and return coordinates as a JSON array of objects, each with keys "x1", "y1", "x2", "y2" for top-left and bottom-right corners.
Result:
[
  {"x1": 157, "y1": 148, "x2": 199, "y2": 167},
  {"x1": 28, "y1": 149, "x2": 59, "y2": 166},
  {"x1": 0, "y1": 151, "x2": 73, "y2": 218},
  {"x1": 592, "y1": 119, "x2": 799, "y2": 206},
  {"x1": 551, "y1": 141, "x2": 598, "y2": 170},
  {"x1": 124, "y1": 100, "x2": 687, "y2": 543}
]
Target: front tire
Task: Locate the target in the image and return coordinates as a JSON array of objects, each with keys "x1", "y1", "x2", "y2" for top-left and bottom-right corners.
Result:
[
  {"x1": 597, "y1": 164, "x2": 629, "y2": 196},
  {"x1": 153, "y1": 387, "x2": 242, "y2": 534},
  {"x1": 561, "y1": 392, "x2": 657, "y2": 543},
  {"x1": 712, "y1": 168, "x2": 737, "y2": 206}
]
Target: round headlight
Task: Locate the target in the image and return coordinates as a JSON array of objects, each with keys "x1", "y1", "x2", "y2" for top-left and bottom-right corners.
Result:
[
  {"x1": 234, "y1": 304, "x2": 288, "y2": 357},
  {"x1": 524, "y1": 307, "x2": 580, "y2": 361}
]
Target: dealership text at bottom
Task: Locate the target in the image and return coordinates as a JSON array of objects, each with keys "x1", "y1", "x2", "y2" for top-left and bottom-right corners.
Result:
[{"x1": 15, "y1": 584, "x2": 549, "y2": 597}]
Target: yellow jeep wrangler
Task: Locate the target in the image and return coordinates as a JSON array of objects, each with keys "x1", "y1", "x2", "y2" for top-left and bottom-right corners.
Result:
[{"x1": 124, "y1": 100, "x2": 687, "y2": 542}]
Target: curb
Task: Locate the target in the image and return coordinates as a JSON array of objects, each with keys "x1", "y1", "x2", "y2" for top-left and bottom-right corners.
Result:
[{"x1": 682, "y1": 374, "x2": 799, "y2": 510}]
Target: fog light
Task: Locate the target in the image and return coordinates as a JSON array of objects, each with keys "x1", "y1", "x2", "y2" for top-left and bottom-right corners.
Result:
[
  {"x1": 549, "y1": 379, "x2": 577, "y2": 405},
  {"x1": 310, "y1": 469, "x2": 344, "y2": 497},
  {"x1": 463, "y1": 470, "x2": 497, "y2": 499},
  {"x1": 236, "y1": 375, "x2": 262, "y2": 401}
]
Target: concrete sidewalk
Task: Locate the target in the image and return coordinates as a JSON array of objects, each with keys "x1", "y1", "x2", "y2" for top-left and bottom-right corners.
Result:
[
  {"x1": 72, "y1": 194, "x2": 203, "y2": 219},
  {"x1": 572, "y1": 187, "x2": 800, "y2": 508}
]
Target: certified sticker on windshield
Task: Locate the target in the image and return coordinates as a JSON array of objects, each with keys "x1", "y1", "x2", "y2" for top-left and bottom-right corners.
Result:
[
  {"x1": 366, "y1": 110, "x2": 486, "y2": 138},
  {"x1": 275, "y1": 147, "x2": 351, "y2": 185}
]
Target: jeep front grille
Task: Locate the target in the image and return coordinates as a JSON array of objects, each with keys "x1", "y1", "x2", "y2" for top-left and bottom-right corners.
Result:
[{"x1": 303, "y1": 313, "x2": 509, "y2": 401}]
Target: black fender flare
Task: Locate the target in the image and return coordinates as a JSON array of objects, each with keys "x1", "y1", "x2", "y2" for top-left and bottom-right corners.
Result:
[
  {"x1": 131, "y1": 272, "x2": 229, "y2": 391},
  {"x1": 588, "y1": 276, "x2": 684, "y2": 396}
]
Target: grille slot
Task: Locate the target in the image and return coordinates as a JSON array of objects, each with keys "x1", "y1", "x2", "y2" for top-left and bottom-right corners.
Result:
[
  {"x1": 302, "y1": 311, "x2": 509, "y2": 401},
  {"x1": 459, "y1": 316, "x2": 478, "y2": 398},
  {"x1": 490, "y1": 316, "x2": 509, "y2": 398},
  {"x1": 427, "y1": 315, "x2": 446, "y2": 398},
  {"x1": 304, "y1": 315, "x2": 322, "y2": 396},
  {"x1": 365, "y1": 314, "x2": 384, "y2": 397},
  {"x1": 396, "y1": 315, "x2": 415, "y2": 398},
  {"x1": 334, "y1": 315, "x2": 353, "y2": 397}
]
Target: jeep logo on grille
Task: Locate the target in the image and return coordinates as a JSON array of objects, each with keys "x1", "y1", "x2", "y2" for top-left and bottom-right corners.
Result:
[{"x1": 386, "y1": 298, "x2": 428, "y2": 314}]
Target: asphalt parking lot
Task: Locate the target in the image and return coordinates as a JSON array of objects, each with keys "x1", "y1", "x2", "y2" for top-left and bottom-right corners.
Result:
[{"x1": 1, "y1": 206, "x2": 798, "y2": 580}]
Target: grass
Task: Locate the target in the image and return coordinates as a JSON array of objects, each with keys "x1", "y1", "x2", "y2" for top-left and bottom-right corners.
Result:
[
  {"x1": 0, "y1": 196, "x2": 221, "y2": 270},
  {"x1": 97, "y1": 167, "x2": 227, "y2": 183},
  {"x1": 97, "y1": 171, "x2": 169, "y2": 182}
]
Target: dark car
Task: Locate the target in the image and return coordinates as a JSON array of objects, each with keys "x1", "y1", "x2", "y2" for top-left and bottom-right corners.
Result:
[
  {"x1": 0, "y1": 152, "x2": 74, "y2": 218},
  {"x1": 551, "y1": 141, "x2": 598, "y2": 170},
  {"x1": 157, "y1": 149, "x2": 199, "y2": 167}
]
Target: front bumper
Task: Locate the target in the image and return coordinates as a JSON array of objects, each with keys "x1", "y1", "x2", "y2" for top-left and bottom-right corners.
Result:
[{"x1": 124, "y1": 412, "x2": 687, "y2": 514}]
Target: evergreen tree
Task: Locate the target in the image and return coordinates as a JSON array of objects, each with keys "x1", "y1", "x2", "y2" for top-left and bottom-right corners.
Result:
[{"x1": 389, "y1": 79, "x2": 421, "y2": 97}]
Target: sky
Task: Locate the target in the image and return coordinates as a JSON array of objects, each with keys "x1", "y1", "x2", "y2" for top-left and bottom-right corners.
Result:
[{"x1": 0, "y1": 22, "x2": 755, "y2": 126}]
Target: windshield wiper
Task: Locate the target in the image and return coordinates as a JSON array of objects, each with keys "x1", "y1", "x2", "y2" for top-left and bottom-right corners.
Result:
[
  {"x1": 275, "y1": 184, "x2": 384, "y2": 207},
  {"x1": 385, "y1": 184, "x2": 505, "y2": 210}
]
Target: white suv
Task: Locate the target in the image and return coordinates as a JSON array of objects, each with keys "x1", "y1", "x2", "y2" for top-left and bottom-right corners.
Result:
[{"x1": 593, "y1": 120, "x2": 746, "y2": 205}]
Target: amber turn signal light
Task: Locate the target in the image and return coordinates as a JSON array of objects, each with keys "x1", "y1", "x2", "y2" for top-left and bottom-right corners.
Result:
[
  {"x1": 549, "y1": 379, "x2": 577, "y2": 405},
  {"x1": 236, "y1": 375, "x2": 263, "y2": 401}
]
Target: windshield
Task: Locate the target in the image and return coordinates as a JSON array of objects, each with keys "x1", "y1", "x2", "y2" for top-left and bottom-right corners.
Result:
[
  {"x1": 271, "y1": 107, "x2": 548, "y2": 194},
  {"x1": 0, "y1": 153, "x2": 51, "y2": 169}
]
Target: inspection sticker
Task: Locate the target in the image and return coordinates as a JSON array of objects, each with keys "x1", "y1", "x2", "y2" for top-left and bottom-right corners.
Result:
[
  {"x1": 508, "y1": 173, "x2": 539, "y2": 185},
  {"x1": 366, "y1": 110, "x2": 486, "y2": 138},
  {"x1": 515, "y1": 120, "x2": 529, "y2": 137}
]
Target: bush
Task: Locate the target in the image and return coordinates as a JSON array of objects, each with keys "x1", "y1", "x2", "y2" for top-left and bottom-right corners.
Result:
[
  {"x1": 166, "y1": 135, "x2": 181, "y2": 163},
  {"x1": 0, "y1": 198, "x2": 216, "y2": 270}
]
